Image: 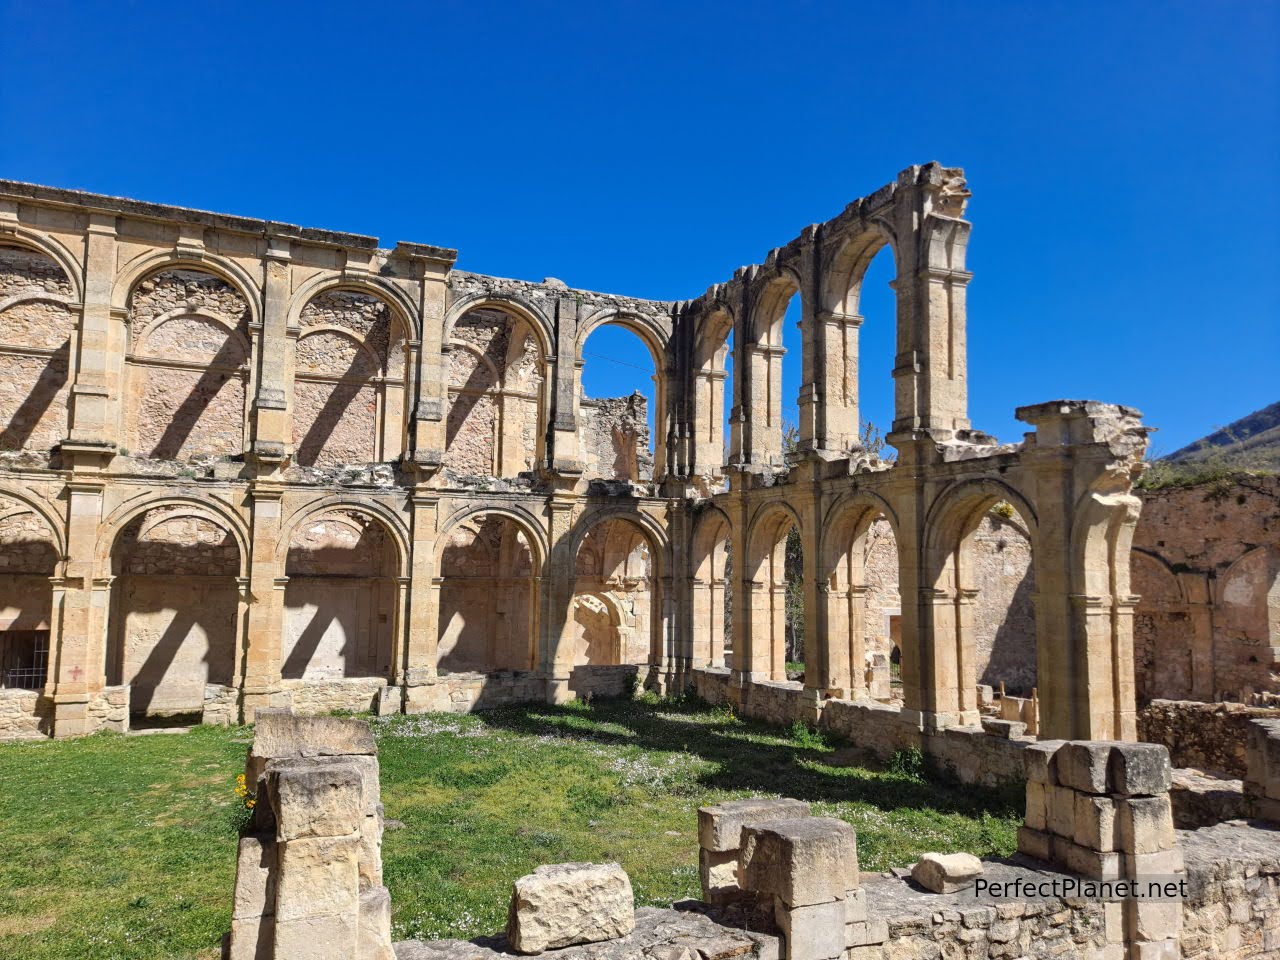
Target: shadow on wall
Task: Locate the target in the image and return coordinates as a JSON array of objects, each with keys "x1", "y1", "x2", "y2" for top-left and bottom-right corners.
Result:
[
  {"x1": 284, "y1": 515, "x2": 397, "y2": 681},
  {"x1": 107, "y1": 511, "x2": 240, "y2": 716},
  {"x1": 0, "y1": 342, "x2": 68, "y2": 451}
]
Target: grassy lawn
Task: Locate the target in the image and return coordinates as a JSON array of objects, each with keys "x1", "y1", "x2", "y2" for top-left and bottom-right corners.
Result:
[{"x1": 0, "y1": 696, "x2": 1022, "y2": 959}]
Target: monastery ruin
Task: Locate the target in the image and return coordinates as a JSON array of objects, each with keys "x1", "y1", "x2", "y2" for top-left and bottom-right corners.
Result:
[{"x1": 0, "y1": 165, "x2": 1276, "y2": 762}]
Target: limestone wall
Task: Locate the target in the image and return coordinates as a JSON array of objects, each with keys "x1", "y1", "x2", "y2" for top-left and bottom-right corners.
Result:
[
  {"x1": 1134, "y1": 477, "x2": 1280, "y2": 702},
  {"x1": 1139, "y1": 699, "x2": 1280, "y2": 777},
  {"x1": 0, "y1": 688, "x2": 51, "y2": 738}
]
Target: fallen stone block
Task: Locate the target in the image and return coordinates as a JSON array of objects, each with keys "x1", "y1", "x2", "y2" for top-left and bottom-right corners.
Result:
[
  {"x1": 698, "y1": 798, "x2": 811, "y2": 853},
  {"x1": 507, "y1": 862, "x2": 635, "y2": 953},
  {"x1": 910, "y1": 852, "x2": 983, "y2": 893},
  {"x1": 980, "y1": 718, "x2": 1026, "y2": 739}
]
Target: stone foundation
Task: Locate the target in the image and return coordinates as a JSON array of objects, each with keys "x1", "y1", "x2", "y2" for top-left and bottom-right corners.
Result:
[{"x1": 0, "y1": 687, "x2": 52, "y2": 739}]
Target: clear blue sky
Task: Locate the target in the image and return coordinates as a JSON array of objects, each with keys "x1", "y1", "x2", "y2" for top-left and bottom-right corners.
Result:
[{"x1": 3, "y1": 0, "x2": 1276, "y2": 454}]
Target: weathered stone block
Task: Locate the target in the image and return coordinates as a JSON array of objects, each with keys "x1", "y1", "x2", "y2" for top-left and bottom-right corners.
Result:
[
  {"x1": 507, "y1": 862, "x2": 635, "y2": 954},
  {"x1": 272, "y1": 913, "x2": 359, "y2": 960},
  {"x1": 252, "y1": 710, "x2": 377, "y2": 759},
  {"x1": 232, "y1": 834, "x2": 276, "y2": 921},
  {"x1": 270, "y1": 761, "x2": 364, "y2": 841},
  {"x1": 228, "y1": 915, "x2": 273, "y2": 960},
  {"x1": 1059, "y1": 741, "x2": 1115, "y2": 794},
  {"x1": 1124, "y1": 848, "x2": 1185, "y2": 877},
  {"x1": 1130, "y1": 939, "x2": 1179, "y2": 960},
  {"x1": 845, "y1": 918, "x2": 888, "y2": 947},
  {"x1": 1025, "y1": 780, "x2": 1047, "y2": 832},
  {"x1": 358, "y1": 886, "x2": 395, "y2": 960},
  {"x1": 275, "y1": 835, "x2": 361, "y2": 924},
  {"x1": 1119, "y1": 796, "x2": 1175, "y2": 855},
  {"x1": 697, "y1": 798, "x2": 810, "y2": 853},
  {"x1": 773, "y1": 897, "x2": 844, "y2": 960},
  {"x1": 699, "y1": 848, "x2": 739, "y2": 904},
  {"x1": 910, "y1": 852, "x2": 983, "y2": 893},
  {"x1": 1047, "y1": 784, "x2": 1077, "y2": 839},
  {"x1": 843, "y1": 887, "x2": 866, "y2": 925},
  {"x1": 1023, "y1": 739, "x2": 1067, "y2": 785},
  {"x1": 740, "y1": 817, "x2": 858, "y2": 907},
  {"x1": 1245, "y1": 719, "x2": 1280, "y2": 799},
  {"x1": 1074, "y1": 794, "x2": 1119, "y2": 852},
  {"x1": 1058, "y1": 839, "x2": 1122, "y2": 880},
  {"x1": 1125, "y1": 898, "x2": 1181, "y2": 944},
  {"x1": 1016, "y1": 825, "x2": 1053, "y2": 862},
  {"x1": 1108, "y1": 742, "x2": 1172, "y2": 797}
]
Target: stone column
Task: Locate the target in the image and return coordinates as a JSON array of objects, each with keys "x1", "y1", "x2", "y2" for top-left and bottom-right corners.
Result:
[
  {"x1": 402, "y1": 492, "x2": 440, "y2": 712},
  {"x1": 542, "y1": 495, "x2": 578, "y2": 703},
  {"x1": 398, "y1": 243, "x2": 454, "y2": 465},
  {"x1": 546, "y1": 297, "x2": 583, "y2": 473},
  {"x1": 1180, "y1": 573, "x2": 1215, "y2": 701},
  {"x1": 814, "y1": 311, "x2": 861, "y2": 454},
  {"x1": 884, "y1": 166, "x2": 971, "y2": 436},
  {"x1": 240, "y1": 487, "x2": 286, "y2": 722},
  {"x1": 50, "y1": 212, "x2": 120, "y2": 737}
]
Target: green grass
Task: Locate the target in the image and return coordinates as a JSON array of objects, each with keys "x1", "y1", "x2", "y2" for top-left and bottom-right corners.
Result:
[{"x1": 0, "y1": 696, "x2": 1022, "y2": 958}]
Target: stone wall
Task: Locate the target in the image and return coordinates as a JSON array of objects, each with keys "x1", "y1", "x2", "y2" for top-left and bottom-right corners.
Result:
[
  {"x1": 1133, "y1": 477, "x2": 1280, "y2": 702},
  {"x1": 0, "y1": 688, "x2": 52, "y2": 739},
  {"x1": 1139, "y1": 699, "x2": 1280, "y2": 777},
  {"x1": 579, "y1": 394, "x2": 651, "y2": 482}
]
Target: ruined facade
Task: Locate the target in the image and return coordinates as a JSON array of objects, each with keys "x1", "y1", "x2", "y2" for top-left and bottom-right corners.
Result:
[{"x1": 0, "y1": 165, "x2": 1150, "y2": 747}]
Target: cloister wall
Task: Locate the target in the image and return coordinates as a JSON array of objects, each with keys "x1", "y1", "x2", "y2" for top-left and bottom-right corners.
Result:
[{"x1": 0, "y1": 166, "x2": 1152, "y2": 750}]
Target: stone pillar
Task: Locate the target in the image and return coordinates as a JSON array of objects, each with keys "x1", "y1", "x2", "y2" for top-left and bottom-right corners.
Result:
[
  {"x1": 228, "y1": 712, "x2": 393, "y2": 960},
  {"x1": 50, "y1": 211, "x2": 120, "y2": 736},
  {"x1": 241, "y1": 487, "x2": 286, "y2": 722},
  {"x1": 884, "y1": 165, "x2": 971, "y2": 436},
  {"x1": 546, "y1": 297, "x2": 583, "y2": 473},
  {"x1": 402, "y1": 492, "x2": 440, "y2": 713},
  {"x1": 1019, "y1": 740, "x2": 1183, "y2": 958},
  {"x1": 744, "y1": 342, "x2": 785, "y2": 467},
  {"x1": 403, "y1": 244, "x2": 455, "y2": 464},
  {"x1": 542, "y1": 496, "x2": 578, "y2": 704},
  {"x1": 814, "y1": 311, "x2": 861, "y2": 454},
  {"x1": 1017, "y1": 401, "x2": 1148, "y2": 741}
]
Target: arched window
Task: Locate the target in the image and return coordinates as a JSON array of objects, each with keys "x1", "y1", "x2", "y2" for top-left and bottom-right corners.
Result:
[{"x1": 579, "y1": 323, "x2": 658, "y2": 482}]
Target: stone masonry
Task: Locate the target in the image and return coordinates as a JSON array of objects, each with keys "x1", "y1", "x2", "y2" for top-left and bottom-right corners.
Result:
[{"x1": 0, "y1": 166, "x2": 1151, "y2": 760}]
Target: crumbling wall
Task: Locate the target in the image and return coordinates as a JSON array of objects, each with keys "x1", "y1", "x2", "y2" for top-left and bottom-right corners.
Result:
[
  {"x1": 579, "y1": 394, "x2": 652, "y2": 482},
  {"x1": 0, "y1": 245, "x2": 75, "y2": 454},
  {"x1": 1134, "y1": 477, "x2": 1280, "y2": 701}
]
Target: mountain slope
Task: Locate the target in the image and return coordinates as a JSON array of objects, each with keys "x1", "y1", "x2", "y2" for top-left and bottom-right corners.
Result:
[{"x1": 1165, "y1": 400, "x2": 1280, "y2": 469}]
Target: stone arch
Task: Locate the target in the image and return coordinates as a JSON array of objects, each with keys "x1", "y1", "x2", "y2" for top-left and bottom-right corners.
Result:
[
  {"x1": 291, "y1": 282, "x2": 414, "y2": 467},
  {"x1": 568, "y1": 511, "x2": 662, "y2": 681},
  {"x1": 96, "y1": 493, "x2": 250, "y2": 577},
  {"x1": 444, "y1": 294, "x2": 555, "y2": 361},
  {"x1": 105, "y1": 502, "x2": 244, "y2": 717},
  {"x1": 691, "y1": 306, "x2": 735, "y2": 479},
  {"x1": 276, "y1": 499, "x2": 410, "y2": 577},
  {"x1": 821, "y1": 222, "x2": 897, "y2": 316},
  {"x1": 745, "y1": 502, "x2": 804, "y2": 681},
  {"x1": 744, "y1": 269, "x2": 803, "y2": 466},
  {"x1": 819, "y1": 494, "x2": 901, "y2": 699},
  {"x1": 281, "y1": 504, "x2": 404, "y2": 683},
  {"x1": 0, "y1": 488, "x2": 61, "y2": 691},
  {"x1": 691, "y1": 505, "x2": 733, "y2": 668},
  {"x1": 443, "y1": 303, "x2": 547, "y2": 478},
  {"x1": 435, "y1": 509, "x2": 541, "y2": 673},
  {"x1": 0, "y1": 226, "x2": 84, "y2": 303},
  {"x1": 1131, "y1": 549, "x2": 1190, "y2": 701},
  {"x1": 923, "y1": 479, "x2": 1040, "y2": 721},
  {"x1": 112, "y1": 251, "x2": 262, "y2": 323},
  {"x1": 125, "y1": 266, "x2": 253, "y2": 460},
  {"x1": 0, "y1": 242, "x2": 79, "y2": 454}
]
